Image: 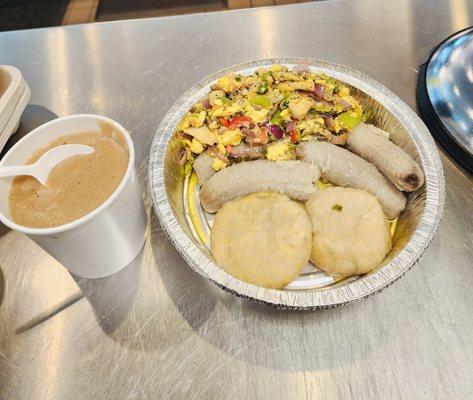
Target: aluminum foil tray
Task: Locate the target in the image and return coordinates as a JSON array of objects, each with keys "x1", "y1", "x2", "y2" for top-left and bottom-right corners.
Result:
[{"x1": 149, "y1": 58, "x2": 445, "y2": 309}]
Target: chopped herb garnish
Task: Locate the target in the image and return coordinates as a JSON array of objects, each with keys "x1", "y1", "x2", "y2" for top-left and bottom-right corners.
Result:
[
  {"x1": 280, "y1": 99, "x2": 289, "y2": 109},
  {"x1": 332, "y1": 204, "x2": 343, "y2": 212},
  {"x1": 256, "y1": 82, "x2": 268, "y2": 94},
  {"x1": 235, "y1": 76, "x2": 241, "y2": 82}
]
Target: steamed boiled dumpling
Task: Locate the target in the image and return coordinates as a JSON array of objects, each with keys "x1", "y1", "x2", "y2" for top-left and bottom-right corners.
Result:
[{"x1": 305, "y1": 187, "x2": 392, "y2": 276}]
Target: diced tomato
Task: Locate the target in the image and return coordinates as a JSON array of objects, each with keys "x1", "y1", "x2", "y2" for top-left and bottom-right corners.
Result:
[
  {"x1": 260, "y1": 127, "x2": 268, "y2": 144},
  {"x1": 225, "y1": 145, "x2": 233, "y2": 154},
  {"x1": 220, "y1": 117, "x2": 230, "y2": 127},
  {"x1": 228, "y1": 115, "x2": 253, "y2": 129},
  {"x1": 290, "y1": 130, "x2": 301, "y2": 143}
]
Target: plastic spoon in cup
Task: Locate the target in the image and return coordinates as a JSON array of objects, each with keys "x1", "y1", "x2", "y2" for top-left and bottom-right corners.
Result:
[{"x1": 0, "y1": 144, "x2": 95, "y2": 185}]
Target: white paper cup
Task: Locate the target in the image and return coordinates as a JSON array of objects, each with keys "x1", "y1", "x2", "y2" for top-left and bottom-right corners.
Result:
[{"x1": 0, "y1": 114, "x2": 147, "y2": 278}]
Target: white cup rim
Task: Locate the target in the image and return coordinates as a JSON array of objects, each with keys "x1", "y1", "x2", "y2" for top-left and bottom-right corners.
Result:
[{"x1": 0, "y1": 114, "x2": 135, "y2": 236}]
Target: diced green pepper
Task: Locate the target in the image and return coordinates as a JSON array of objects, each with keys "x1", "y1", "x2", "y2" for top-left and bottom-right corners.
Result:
[
  {"x1": 313, "y1": 102, "x2": 333, "y2": 113},
  {"x1": 270, "y1": 110, "x2": 282, "y2": 126},
  {"x1": 338, "y1": 112, "x2": 361, "y2": 130},
  {"x1": 262, "y1": 73, "x2": 271, "y2": 83},
  {"x1": 250, "y1": 95, "x2": 272, "y2": 109}
]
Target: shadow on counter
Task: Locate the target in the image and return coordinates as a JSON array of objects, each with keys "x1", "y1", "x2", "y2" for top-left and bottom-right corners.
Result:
[
  {"x1": 150, "y1": 214, "x2": 219, "y2": 332},
  {"x1": 152, "y1": 212, "x2": 381, "y2": 372},
  {"x1": 72, "y1": 243, "x2": 145, "y2": 335}
]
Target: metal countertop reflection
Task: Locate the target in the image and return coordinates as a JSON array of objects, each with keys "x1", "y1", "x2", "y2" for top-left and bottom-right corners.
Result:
[{"x1": 0, "y1": 0, "x2": 472, "y2": 398}]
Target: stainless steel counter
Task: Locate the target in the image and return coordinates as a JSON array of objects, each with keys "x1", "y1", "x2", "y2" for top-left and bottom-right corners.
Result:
[{"x1": 0, "y1": 0, "x2": 472, "y2": 398}]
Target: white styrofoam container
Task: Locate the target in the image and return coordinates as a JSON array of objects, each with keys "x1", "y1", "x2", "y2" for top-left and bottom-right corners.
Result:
[
  {"x1": 0, "y1": 114, "x2": 148, "y2": 278},
  {"x1": 0, "y1": 65, "x2": 30, "y2": 151}
]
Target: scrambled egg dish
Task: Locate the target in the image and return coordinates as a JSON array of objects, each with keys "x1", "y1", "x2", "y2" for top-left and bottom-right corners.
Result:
[{"x1": 177, "y1": 65, "x2": 364, "y2": 172}]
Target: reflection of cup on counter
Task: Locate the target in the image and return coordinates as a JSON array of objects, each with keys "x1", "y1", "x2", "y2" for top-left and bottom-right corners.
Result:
[{"x1": 0, "y1": 114, "x2": 147, "y2": 278}]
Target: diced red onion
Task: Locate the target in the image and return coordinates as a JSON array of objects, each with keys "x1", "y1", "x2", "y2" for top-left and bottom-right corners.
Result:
[
  {"x1": 339, "y1": 98, "x2": 352, "y2": 110},
  {"x1": 202, "y1": 98, "x2": 211, "y2": 109},
  {"x1": 245, "y1": 130, "x2": 258, "y2": 145},
  {"x1": 285, "y1": 120, "x2": 296, "y2": 133},
  {"x1": 208, "y1": 145, "x2": 229, "y2": 164},
  {"x1": 308, "y1": 84, "x2": 325, "y2": 101},
  {"x1": 181, "y1": 132, "x2": 194, "y2": 141},
  {"x1": 178, "y1": 148, "x2": 187, "y2": 165},
  {"x1": 266, "y1": 124, "x2": 284, "y2": 139},
  {"x1": 321, "y1": 115, "x2": 333, "y2": 128}
]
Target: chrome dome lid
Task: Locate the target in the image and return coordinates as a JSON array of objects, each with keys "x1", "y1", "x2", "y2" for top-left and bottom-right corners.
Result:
[{"x1": 417, "y1": 27, "x2": 473, "y2": 172}]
